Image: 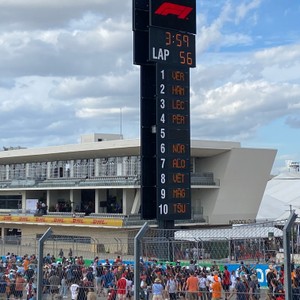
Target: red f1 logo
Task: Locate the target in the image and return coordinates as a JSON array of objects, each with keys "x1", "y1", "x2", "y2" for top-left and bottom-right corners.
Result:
[{"x1": 155, "y1": 2, "x2": 193, "y2": 20}]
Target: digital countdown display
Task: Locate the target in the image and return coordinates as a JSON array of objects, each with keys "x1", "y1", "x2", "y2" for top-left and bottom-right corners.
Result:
[
  {"x1": 156, "y1": 64, "x2": 191, "y2": 220},
  {"x1": 149, "y1": 27, "x2": 196, "y2": 67}
]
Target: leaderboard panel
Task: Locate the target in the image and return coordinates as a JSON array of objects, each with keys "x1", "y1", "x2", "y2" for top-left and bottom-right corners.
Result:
[{"x1": 156, "y1": 64, "x2": 191, "y2": 220}]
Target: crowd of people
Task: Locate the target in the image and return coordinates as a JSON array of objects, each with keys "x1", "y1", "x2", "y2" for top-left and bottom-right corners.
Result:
[{"x1": 0, "y1": 251, "x2": 298, "y2": 300}]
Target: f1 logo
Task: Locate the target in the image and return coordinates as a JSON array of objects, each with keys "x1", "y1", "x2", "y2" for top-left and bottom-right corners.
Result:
[{"x1": 155, "y1": 2, "x2": 193, "y2": 20}]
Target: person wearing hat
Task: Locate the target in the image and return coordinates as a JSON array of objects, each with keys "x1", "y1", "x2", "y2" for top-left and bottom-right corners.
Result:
[
  {"x1": 211, "y1": 274, "x2": 222, "y2": 300},
  {"x1": 152, "y1": 278, "x2": 164, "y2": 300}
]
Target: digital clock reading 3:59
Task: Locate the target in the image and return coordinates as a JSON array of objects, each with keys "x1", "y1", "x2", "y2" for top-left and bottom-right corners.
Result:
[{"x1": 149, "y1": 27, "x2": 196, "y2": 68}]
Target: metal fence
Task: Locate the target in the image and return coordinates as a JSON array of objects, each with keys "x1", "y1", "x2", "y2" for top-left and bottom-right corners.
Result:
[
  {"x1": 2, "y1": 218, "x2": 300, "y2": 299},
  {"x1": 2, "y1": 219, "x2": 300, "y2": 264}
]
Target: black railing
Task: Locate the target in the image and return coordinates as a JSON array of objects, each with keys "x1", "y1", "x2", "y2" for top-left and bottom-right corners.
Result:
[{"x1": 0, "y1": 173, "x2": 219, "y2": 188}]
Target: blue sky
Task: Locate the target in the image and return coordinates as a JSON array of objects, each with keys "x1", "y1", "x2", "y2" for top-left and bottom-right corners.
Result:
[{"x1": 0, "y1": 0, "x2": 299, "y2": 174}]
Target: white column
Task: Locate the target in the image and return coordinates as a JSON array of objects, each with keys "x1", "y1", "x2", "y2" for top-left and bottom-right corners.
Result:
[
  {"x1": 25, "y1": 163, "x2": 30, "y2": 178},
  {"x1": 95, "y1": 190, "x2": 99, "y2": 213},
  {"x1": 70, "y1": 190, "x2": 74, "y2": 212},
  {"x1": 47, "y1": 162, "x2": 51, "y2": 178},
  {"x1": 95, "y1": 159, "x2": 100, "y2": 177},
  {"x1": 70, "y1": 160, "x2": 74, "y2": 177},
  {"x1": 5, "y1": 165, "x2": 9, "y2": 180},
  {"x1": 21, "y1": 192, "x2": 26, "y2": 213},
  {"x1": 131, "y1": 189, "x2": 140, "y2": 214},
  {"x1": 0, "y1": 226, "x2": 4, "y2": 238},
  {"x1": 98, "y1": 189, "x2": 107, "y2": 213},
  {"x1": 46, "y1": 190, "x2": 50, "y2": 209},
  {"x1": 122, "y1": 189, "x2": 136, "y2": 215}
]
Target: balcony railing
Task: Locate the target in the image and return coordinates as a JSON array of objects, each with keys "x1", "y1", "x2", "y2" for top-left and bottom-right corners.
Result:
[{"x1": 0, "y1": 173, "x2": 218, "y2": 189}]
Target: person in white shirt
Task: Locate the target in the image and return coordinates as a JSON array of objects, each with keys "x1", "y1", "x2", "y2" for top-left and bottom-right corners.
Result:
[
  {"x1": 198, "y1": 273, "x2": 208, "y2": 300},
  {"x1": 166, "y1": 275, "x2": 178, "y2": 300},
  {"x1": 70, "y1": 282, "x2": 79, "y2": 300}
]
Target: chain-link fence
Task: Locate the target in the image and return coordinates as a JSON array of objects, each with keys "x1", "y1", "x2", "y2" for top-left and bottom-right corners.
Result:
[{"x1": 2, "y1": 219, "x2": 300, "y2": 299}]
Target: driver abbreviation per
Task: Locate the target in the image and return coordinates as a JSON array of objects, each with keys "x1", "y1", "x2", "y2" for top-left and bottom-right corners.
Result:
[{"x1": 152, "y1": 47, "x2": 170, "y2": 61}]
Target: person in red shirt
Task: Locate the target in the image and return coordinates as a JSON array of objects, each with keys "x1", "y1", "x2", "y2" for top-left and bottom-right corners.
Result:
[
  {"x1": 223, "y1": 266, "x2": 231, "y2": 300},
  {"x1": 116, "y1": 274, "x2": 127, "y2": 300}
]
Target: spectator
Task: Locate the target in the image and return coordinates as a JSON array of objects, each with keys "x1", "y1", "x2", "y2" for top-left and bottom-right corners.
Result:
[
  {"x1": 102, "y1": 268, "x2": 114, "y2": 296},
  {"x1": 0, "y1": 275, "x2": 7, "y2": 299},
  {"x1": 76, "y1": 281, "x2": 87, "y2": 300},
  {"x1": 166, "y1": 274, "x2": 178, "y2": 300},
  {"x1": 152, "y1": 278, "x2": 164, "y2": 300},
  {"x1": 228, "y1": 270, "x2": 237, "y2": 299},
  {"x1": 249, "y1": 274, "x2": 260, "y2": 300},
  {"x1": 49, "y1": 271, "x2": 61, "y2": 295},
  {"x1": 235, "y1": 277, "x2": 247, "y2": 300},
  {"x1": 116, "y1": 273, "x2": 127, "y2": 300},
  {"x1": 211, "y1": 275, "x2": 222, "y2": 300},
  {"x1": 25, "y1": 278, "x2": 34, "y2": 300},
  {"x1": 60, "y1": 273, "x2": 68, "y2": 298},
  {"x1": 222, "y1": 266, "x2": 231, "y2": 300},
  {"x1": 86, "y1": 287, "x2": 97, "y2": 300},
  {"x1": 14, "y1": 272, "x2": 26, "y2": 300},
  {"x1": 58, "y1": 249, "x2": 64, "y2": 259},
  {"x1": 186, "y1": 271, "x2": 199, "y2": 300},
  {"x1": 198, "y1": 272, "x2": 208, "y2": 300},
  {"x1": 70, "y1": 281, "x2": 79, "y2": 300}
]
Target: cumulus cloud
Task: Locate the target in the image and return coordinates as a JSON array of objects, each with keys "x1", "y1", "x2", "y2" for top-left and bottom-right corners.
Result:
[
  {"x1": 191, "y1": 80, "x2": 300, "y2": 140},
  {"x1": 0, "y1": 0, "x2": 299, "y2": 175}
]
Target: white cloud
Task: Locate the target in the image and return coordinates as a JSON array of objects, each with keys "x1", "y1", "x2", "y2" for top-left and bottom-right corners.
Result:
[
  {"x1": 191, "y1": 80, "x2": 300, "y2": 140},
  {"x1": 0, "y1": 0, "x2": 299, "y2": 175},
  {"x1": 235, "y1": 0, "x2": 261, "y2": 24},
  {"x1": 254, "y1": 44, "x2": 300, "y2": 67}
]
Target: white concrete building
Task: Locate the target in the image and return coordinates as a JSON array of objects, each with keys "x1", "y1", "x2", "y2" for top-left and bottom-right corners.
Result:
[{"x1": 0, "y1": 134, "x2": 276, "y2": 240}]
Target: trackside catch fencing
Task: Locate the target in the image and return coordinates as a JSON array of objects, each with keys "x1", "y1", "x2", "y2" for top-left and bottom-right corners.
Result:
[
  {"x1": 2, "y1": 220, "x2": 297, "y2": 263},
  {"x1": 2, "y1": 217, "x2": 300, "y2": 299}
]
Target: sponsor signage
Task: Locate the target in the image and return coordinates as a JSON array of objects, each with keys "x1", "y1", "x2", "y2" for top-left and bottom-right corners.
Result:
[{"x1": 0, "y1": 215, "x2": 123, "y2": 227}]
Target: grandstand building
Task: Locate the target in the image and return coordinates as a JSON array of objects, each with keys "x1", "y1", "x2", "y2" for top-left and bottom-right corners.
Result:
[{"x1": 0, "y1": 133, "x2": 276, "y2": 244}]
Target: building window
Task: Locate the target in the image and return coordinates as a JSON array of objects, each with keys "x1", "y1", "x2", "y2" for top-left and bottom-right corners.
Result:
[{"x1": 0, "y1": 195, "x2": 22, "y2": 209}]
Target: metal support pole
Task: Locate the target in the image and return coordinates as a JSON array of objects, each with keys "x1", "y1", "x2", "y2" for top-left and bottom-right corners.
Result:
[
  {"x1": 37, "y1": 227, "x2": 53, "y2": 300},
  {"x1": 134, "y1": 222, "x2": 149, "y2": 300},
  {"x1": 284, "y1": 212, "x2": 297, "y2": 300}
]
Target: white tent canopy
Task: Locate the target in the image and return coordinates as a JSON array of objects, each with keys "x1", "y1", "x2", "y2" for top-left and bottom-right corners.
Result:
[
  {"x1": 175, "y1": 225, "x2": 283, "y2": 241},
  {"x1": 257, "y1": 172, "x2": 300, "y2": 221}
]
